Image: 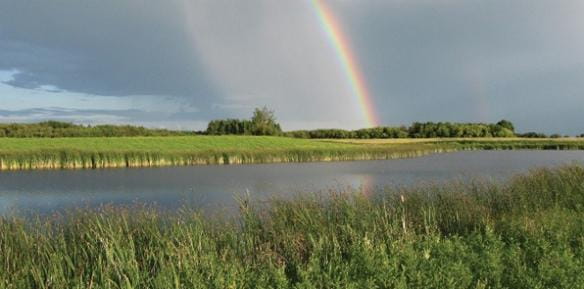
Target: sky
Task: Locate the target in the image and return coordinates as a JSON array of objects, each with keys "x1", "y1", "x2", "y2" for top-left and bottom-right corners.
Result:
[{"x1": 0, "y1": 0, "x2": 583, "y2": 134}]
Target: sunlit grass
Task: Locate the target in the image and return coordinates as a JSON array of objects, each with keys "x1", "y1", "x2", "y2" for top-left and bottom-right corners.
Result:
[
  {"x1": 1, "y1": 165, "x2": 584, "y2": 288},
  {"x1": 0, "y1": 136, "x2": 447, "y2": 170},
  {"x1": 0, "y1": 136, "x2": 583, "y2": 170}
]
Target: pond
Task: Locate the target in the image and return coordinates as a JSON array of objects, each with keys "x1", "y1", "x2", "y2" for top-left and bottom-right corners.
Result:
[{"x1": 1, "y1": 150, "x2": 583, "y2": 215}]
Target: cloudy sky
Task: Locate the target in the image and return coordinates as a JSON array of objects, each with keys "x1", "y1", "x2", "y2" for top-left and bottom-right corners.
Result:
[{"x1": 0, "y1": 0, "x2": 583, "y2": 134}]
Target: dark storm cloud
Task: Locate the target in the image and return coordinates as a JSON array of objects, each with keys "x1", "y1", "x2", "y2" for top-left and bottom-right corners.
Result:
[{"x1": 0, "y1": 0, "x2": 218, "y2": 109}]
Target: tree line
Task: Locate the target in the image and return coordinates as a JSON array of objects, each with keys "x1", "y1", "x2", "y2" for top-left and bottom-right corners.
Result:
[
  {"x1": 0, "y1": 107, "x2": 577, "y2": 138},
  {"x1": 0, "y1": 121, "x2": 190, "y2": 138},
  {"x1": 206, "y1": 108, "x2": 521, "y2": 139},
  {"x1": 284, "y1": 120, "x2": 517, "y2": 139}
]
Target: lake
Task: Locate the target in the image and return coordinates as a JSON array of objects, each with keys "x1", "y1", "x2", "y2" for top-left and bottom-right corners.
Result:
[{"x1": 1, "y1": 150, "x2": 583, "y2": 215}]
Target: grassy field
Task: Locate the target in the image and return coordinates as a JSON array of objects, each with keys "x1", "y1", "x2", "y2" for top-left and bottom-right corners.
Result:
[
  {"x1": 0, "y1": 136, "x2": 583, "y2": 170},
  {"x1": 1, "y1": 165, "x2": 584, "y2": 288}
]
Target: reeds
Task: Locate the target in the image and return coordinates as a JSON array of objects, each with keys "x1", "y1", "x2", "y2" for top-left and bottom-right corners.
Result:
[
  {"x1": 0, "y1": 146, "x2": 452, "y2": 170},
  {"x1": 1, "y1": 165, "x2": 584, "y2": 288},
  {"x1": 1, "y1": 137, "x2": 583, "y2": 171}
]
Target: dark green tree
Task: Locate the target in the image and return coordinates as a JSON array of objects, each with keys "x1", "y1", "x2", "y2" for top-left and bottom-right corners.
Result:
[{"x1": 496, "y1": 120, "x2": 515, "y2": 132}]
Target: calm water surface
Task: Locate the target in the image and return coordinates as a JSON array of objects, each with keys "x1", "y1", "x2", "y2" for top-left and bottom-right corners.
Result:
[{"x1": 1, "y1": 150, "x2": 583, "y2": 215}]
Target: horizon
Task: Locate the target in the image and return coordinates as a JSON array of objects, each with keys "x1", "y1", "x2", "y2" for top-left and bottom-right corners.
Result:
[{"x1": 1, "y1": 118, "x2": 577, "y2": 137}]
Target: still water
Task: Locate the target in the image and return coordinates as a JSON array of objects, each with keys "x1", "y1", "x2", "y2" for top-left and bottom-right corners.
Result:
[{"x1": 1, "y1": 150, "x2": 583, "y2": 215}]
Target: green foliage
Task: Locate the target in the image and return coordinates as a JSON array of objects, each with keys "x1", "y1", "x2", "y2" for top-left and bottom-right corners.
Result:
[
  {"x1": 407, "y1": 121, "x2": 512, "y2": 138},
  {"x1": 251, "y1": 106, "x2": 282, "y2": 136},
  {"x1": 285, "y1": 120, "x2": 517, "y2": 139},
  {"x1": 206, "y1": 106, "x2": 282, "y2": 136},
  {"x1": 496, "y1": 119, "x2": 515, "y2": 132},
  {"x1": 285, "y1": 129, "x2": 357, "y2": 139},
  {"x1": 1, "y1": 165, "x2": 584, "y2": 288},
  {"x1": 0, "y1": 121, "x2": 191, "y2": 138},
  {"x1": 206, "y1": 119, "x2": 254, "y2": 135},
  {"x1": 519, "y1": 132, "x2": 549, "y2": 138}
]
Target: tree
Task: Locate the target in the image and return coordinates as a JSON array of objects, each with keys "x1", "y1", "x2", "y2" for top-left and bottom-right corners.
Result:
[
  {"x1": 493, "y1": 127, "x2": 515, "y2": 138},
  {"x1": 496, "y1": 120, "x2": 515, "y2": 132},
  {"x1": 251, "y1": 106, "x2": 282, "y2": 136}
]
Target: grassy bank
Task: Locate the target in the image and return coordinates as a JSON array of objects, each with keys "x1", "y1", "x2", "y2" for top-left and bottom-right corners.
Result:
[
  {"x1": 0, "y1": 136, "x2": 448, "y2": 170},
  {"x1": 2, "y1": 165, "x2": 584, "y2": 288},
  {"x1": 0, "y1": 136, "x2": 583, "y2": 170}
]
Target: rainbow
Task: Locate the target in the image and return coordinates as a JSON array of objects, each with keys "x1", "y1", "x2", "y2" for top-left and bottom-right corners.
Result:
[{"x1": 309, "y1": 0, "x2": 380, "y2": 127}]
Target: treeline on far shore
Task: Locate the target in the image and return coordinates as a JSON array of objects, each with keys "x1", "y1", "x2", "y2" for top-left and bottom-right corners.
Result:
[
  {"x1": 285, "y1": 123, "x2": 581, "y2": 139},
  {"x1": 285, "y1": 120, "x2": 516, "y2": 139},
  {"x1": 0, "y1": 107, "x2": 581, "y2": 138},
  {"x1": 0, "y1": 121, "x2": 193, "y2": 138},
  {"x1": 205, "y1": 107, "x2": 578, "y2": 139}
]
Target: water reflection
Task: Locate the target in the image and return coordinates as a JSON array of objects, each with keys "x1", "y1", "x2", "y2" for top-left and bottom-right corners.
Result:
[{"x1": 1, "y1": 150, "x2": 583, "y2": 215}]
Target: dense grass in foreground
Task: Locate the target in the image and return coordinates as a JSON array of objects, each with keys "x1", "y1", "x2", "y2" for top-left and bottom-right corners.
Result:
[
  {"x1": 1, "y1": 165, "x2": 584, "y2": 288},
  {"x1": 0, "y1": 136, "x2": 583, "y2": 170}
]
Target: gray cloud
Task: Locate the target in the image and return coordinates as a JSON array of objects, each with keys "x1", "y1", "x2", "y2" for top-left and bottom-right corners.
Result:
[
  {"x1": 0, "y1": 0, "x2": 218, "y2": 111},
  {"x1": 0, "y1": 107, "x2": 206, "y2": 129},
  {"x1": 0, "y1": 0, "x2": 583, "y2": 133},
  {"x1": 184, "y1": 1, "x2": 369, "y2": 128},
  {"x1": 339, "y1": 0, "x2": 584, "y2": 133}
]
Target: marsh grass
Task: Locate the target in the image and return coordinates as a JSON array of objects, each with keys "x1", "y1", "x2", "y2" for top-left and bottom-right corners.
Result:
[
  {"x1": 1, "y1": 165, "x2": 584, "y2": 288},
  {"x1": 0, "y1": 136, "x2": 453, "y2": 170},
  {"x1": 1, "y1": 136, "x2": 583, "y2": 170}
]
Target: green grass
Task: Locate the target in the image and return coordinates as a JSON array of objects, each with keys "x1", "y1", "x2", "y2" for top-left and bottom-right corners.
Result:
[
  {"x1": 1, "y1": 165, "x2": 584, "y2": 288},
  {"x1": 0, "y1": 136, "x2": 583, "y2": 170},
  {"x1": 0, "y1": 136, "x2": 447, "y2": 170},
  {"x1": 0, "y1": 136, "x2": 345, "y2": 151}
]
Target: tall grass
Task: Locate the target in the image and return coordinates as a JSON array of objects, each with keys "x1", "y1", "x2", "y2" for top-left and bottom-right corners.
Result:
[
  {"x1": 1, "y1": 165, "x2": 584, "y2": 288},
  {"x1": 0, "y1": 136, "x2": 454, "y2": 170},
  {"x1": 0, "y1": 136, "x2": 583, "y2": 170}
]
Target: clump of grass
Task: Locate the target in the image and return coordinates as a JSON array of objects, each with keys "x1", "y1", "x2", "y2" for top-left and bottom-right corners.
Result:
[{"x1": 1, "y1": 165, "x2": 584, "y2": 288}]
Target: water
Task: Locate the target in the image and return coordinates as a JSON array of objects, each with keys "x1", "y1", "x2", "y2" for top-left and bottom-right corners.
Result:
[{"x1": 1, "y1": 150, "x2": 583, "y2": 215}]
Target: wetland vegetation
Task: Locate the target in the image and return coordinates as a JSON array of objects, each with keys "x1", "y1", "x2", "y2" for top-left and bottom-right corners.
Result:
[
  {"x1": 1, "y1": 165, "x2": 584, "y2": 288},
  {"x1": 2, "y1": 111, "x2": 582, "y2": 170},
  {"x1": 0, "y1": 136, "x2": 583, "y2": 170}
]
